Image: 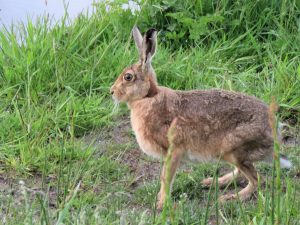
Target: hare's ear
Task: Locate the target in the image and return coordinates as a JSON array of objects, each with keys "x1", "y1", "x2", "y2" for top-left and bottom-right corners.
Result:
[
  {"x1": 132, "y1": 26, "x2": 143, "y2": 60},
  {"x1": 141, "y1": 28, "x2": 157, "y2": 70}
]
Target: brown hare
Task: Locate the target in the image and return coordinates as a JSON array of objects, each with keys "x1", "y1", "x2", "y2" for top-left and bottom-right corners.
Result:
[{"x1": 110, "y1": 26, "x2": 292, "y2": 210}]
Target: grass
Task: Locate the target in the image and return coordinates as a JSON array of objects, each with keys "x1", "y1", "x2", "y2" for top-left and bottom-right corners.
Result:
[{"x1": 0, "y1": 0, "x2": 300, "y2": 224}]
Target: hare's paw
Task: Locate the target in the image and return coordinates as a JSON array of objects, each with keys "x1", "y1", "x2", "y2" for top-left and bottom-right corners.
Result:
[
  {"x1": 201, "y1": 177, "x2": 213, "y2": 187},
  {"x1": 218, "y1": 193, "x2": 237, "y2": 203},
  {"x1": 156, "y1": 190, "x2": 165, "y2": 211},
  {"x1": 156, "y1": 199, "x2": 164, "y2": 211}
]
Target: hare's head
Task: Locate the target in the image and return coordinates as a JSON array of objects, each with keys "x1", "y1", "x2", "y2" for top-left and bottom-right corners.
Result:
[{"x1": 110, "y1": 26, "x2": 158, "y2": 103}]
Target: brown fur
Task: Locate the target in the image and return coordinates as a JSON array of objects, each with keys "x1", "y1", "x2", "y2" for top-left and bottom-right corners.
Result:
[{"x1": 110, "y1": 27, "x2": 274, "y2": 209}]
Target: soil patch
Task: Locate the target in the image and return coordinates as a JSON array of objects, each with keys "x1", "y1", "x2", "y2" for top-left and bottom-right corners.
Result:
[{"x1": 0, "y1": 173, "x2": 57, "y2": 219}]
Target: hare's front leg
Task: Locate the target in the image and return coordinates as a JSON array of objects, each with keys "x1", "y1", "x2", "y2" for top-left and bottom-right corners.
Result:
[{"x1": 157, "y1": 148, "x2": 183, "y2": 210}]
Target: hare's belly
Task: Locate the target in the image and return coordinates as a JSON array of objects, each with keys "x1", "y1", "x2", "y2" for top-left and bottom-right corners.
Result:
[
  {"x1": 134, "y1": 132, "x2": 163, "y2": 159},
  {"x1": 183, "y1": 150, "x2": 214, "y2": 163}
]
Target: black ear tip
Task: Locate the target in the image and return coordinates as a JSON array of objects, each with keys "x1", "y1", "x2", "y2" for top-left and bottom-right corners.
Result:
[{"x1": 145, "y1": 28, "x2": 157, "y2": 39}]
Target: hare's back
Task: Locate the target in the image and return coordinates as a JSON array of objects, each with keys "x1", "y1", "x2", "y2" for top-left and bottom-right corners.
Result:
[
  {"x1": 177, "y1": 89, "x2": 269, "y2": 125},
  {"x1": 175, "y1": 89, "x2": 272, "y2": 144}
]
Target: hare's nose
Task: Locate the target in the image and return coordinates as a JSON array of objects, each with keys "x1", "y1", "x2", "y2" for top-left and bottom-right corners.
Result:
[{"x1": 110, "y1": 87, "x2": 114, "y2": 95}]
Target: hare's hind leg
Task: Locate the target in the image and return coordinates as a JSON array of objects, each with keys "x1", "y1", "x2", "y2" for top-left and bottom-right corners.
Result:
[
  {"x1": 219, "y1": 161, "x2": 258, "y2": 202},
  {"x1": 201, "y1": 168, "x2": 240, "y2": 187}
]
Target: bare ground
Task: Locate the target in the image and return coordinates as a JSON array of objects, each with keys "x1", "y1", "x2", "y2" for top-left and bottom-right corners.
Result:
[{"x1": 0, "y1": 173, "x2": 58, "y2": 221}]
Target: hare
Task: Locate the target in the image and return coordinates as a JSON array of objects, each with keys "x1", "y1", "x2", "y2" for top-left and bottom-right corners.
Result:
[{"x1": 110, "y1": 26, "x2": 292, "y2": 210}]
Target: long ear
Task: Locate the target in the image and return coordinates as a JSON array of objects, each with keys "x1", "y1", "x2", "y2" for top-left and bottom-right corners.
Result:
[
  {"x1": 141, "y1": 28, "x2": 157, "y2": 70},
  {"x1": 132, "y1": 26, "x2": 143, "y2": 60}
]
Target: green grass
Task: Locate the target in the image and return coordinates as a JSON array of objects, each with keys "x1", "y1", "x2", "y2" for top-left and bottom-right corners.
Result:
[{"x1": 0, "y1": 0, "x2": 300, "y2": 224}]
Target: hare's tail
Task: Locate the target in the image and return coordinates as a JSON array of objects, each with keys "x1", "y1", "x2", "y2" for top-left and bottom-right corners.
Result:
[
  {"x1": 279, "y1": 154, "x2": 293, "y2": 169},
  {"x1": 264, "y1": 153, "x2": 293, "y2": 169}
]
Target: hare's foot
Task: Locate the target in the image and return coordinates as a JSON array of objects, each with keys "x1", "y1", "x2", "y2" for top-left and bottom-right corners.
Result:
[
  {"x1": 156, "y1": 190, "x2": 165, "y2": 211},
  {"x1": 201, "y1": 168, "x2": 239, "y2": 188},
  {"x1": 219, "y1": 161, "x2": 258, "y2": 202},
  {"x1": 219, "y1": 183, "x2": 256, "y2": 202},
  {"x1": 201, "y1": 177, "x2": 214, "y2": 187},
  {"x1": 156, "y1": 200, "x2": 164, "y2": 211},
  {"x1": 219, "y1": 193, "x2": 237, "y2": 202}
]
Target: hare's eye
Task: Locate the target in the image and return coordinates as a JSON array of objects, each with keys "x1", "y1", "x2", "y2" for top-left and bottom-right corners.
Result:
[{"x1": 124, "y1": 73, "x2": 133, "y2": 81}]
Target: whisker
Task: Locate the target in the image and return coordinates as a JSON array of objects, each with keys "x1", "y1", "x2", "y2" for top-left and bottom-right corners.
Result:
[{"x1": 112, "y1": 97, "x2": 120, "y2": 114}]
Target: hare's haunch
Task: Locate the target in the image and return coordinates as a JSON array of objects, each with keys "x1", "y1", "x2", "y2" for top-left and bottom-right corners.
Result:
[{"x1": 110, "y1": 26, "x2": 292, "y2": 210}]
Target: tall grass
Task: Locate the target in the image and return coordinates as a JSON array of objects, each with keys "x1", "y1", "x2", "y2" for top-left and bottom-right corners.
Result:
[{"x1": 0, "y1": 0, "x2": 299, "y2": 224}]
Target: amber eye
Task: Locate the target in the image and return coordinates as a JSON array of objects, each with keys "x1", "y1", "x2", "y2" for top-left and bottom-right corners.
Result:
[{"x1": 124, "y1": 73, "x2": 133, "y2": 81}]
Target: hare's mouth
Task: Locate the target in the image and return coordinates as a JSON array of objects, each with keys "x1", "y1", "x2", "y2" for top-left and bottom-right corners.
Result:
[
  {"x1": 112, "y1": 96, "x2": 120, "y2": 113},
  {"x1": 112, "y1": 92, "x2": 127, "y2": 103},
  {"x1": 112, "y1": 95, "x2": 120, "y2": 103},
  {"x1": 111, "y1": 89, "x2": 126, "y2": 102}
]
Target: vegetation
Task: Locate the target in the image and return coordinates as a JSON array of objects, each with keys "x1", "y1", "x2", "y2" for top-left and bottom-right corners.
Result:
[{"x1": 0, "y1": 0, "x2": 299, "y2": 224}]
